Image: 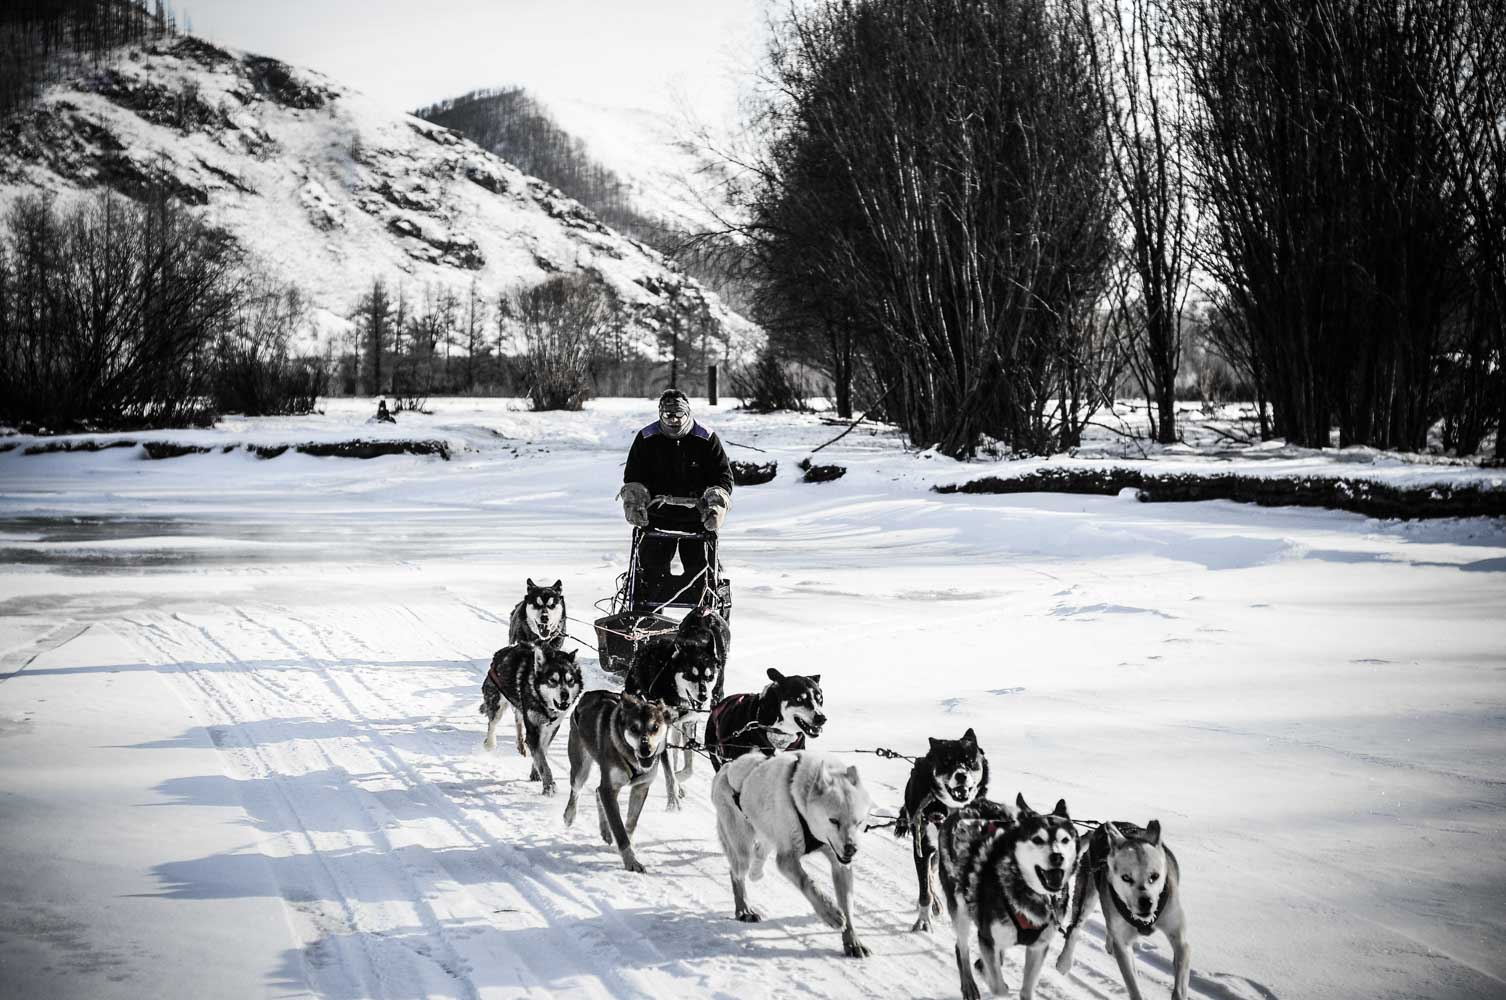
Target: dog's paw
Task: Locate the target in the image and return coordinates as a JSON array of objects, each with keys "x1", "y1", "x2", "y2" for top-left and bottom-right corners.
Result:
[
  {"x1": 665, "y1": 794, "x2": 682, "y2": 813},
  {"x1": 528, "y1": 766, "x2": 540, "y2": 781},
  {"x1": 735, "y1": 907, "x2": 763, "y2": 923},
  {"x1": 842, "y1": 930, "x2": 870, "y2": 959},
  {"x1": 622, "y1": 856, "x2": 646, "y2": 874},
  {"x1": 1055, "y1": 951, "x2": 1074, "y2": 976},
  {"x1": 540, "y1": 780, "x2": 556, "y2": 797},
  {"x1": 515, "y1": 741, "x2": 528, "y2": 757},
  {"x1": 911, "y1": 914, "x2": 932, "y2": 933},
  {"x1": 482, "y1": 736, "x2": 496, "y2": 750}
]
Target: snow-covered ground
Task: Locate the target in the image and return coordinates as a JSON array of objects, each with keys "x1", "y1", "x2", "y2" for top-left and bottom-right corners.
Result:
[{"x1": 2, "y1": 398, "x2": 1503, "y2": 1000}]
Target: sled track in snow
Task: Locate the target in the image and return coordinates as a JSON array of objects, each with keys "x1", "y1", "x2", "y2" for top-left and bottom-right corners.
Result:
[{"x1": 114, "y1": 599, "x2": 1250, "y2": 1000}]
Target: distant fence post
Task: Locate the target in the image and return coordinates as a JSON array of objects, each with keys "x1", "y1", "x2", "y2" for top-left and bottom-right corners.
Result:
[{"x1": 707, "y1": 364, "x2": 719, "y2": 406}]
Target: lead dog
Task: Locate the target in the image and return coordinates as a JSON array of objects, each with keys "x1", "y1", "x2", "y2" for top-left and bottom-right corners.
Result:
[
  {"x1": 711, "y1": 750, "x2": 874, "y2": 957},
  {"x1": 509, "y1": 579, "x2": 567, "y2": 648},
  {"x1": 563, "y1": 689, "x2": 673, "y2": 873},
  {"x1": 895, "y1": 728, "x2": 989, "y2": 932},
  {"x1": 1056, "y1": 819, "x2": 1191, "y2": 1000},
  {"x1": 939, "y1": 794, "x2": 1080, "y2": 1000},
  {"x1": 481, "y1": 642, "x2": 583, "y2": 794}
]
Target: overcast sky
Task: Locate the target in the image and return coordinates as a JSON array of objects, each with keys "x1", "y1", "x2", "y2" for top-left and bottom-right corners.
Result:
[{"x1": 182, "y1": 0, "x2": 771, "y2": 124}]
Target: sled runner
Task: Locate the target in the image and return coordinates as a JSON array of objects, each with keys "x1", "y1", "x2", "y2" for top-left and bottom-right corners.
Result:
[{"x1": 594, "y1": 495, "x2": 732, "y2": 674}]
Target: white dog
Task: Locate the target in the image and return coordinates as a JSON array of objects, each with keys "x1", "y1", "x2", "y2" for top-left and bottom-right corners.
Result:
[{"x1": 711, "y1": 750, "x2": 874, "y2": 957}]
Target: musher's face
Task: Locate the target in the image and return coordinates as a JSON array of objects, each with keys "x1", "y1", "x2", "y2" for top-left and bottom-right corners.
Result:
[{"x1": 659, "y1": 403, "x2": 690, "y2": 434}]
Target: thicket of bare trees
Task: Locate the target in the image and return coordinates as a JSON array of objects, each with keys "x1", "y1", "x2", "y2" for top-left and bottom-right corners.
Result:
[
  {"x1": 744, "y1": 0, "x2": 1119, "y2": 457},
  {"x1": 211, "y1": 278, "x2": 326, "y2": 417},
  {"x1": 739, "y1": 0, "x2": 1504, "y2": 457},
  {"x1": 0, "y1": 192, "x2": 242, "y2": 429},
  {"x1": 1173, "y1": 0, "x2": 1504, "y2": 453},
  {"x1": 508, "y1": 274, "x2": 612, "y2": 411},
  {"x1": 1, "y1": 0, "x2": 177, "y2": 116}
]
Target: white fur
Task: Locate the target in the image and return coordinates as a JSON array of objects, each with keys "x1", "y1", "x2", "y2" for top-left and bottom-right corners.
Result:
[{"x1": 712, "y1": 751, "x2": 874, "y2": 957}]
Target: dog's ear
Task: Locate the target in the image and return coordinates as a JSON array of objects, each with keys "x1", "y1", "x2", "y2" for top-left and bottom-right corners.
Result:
[
  {"x1": 1105, "y1": 821, "x2": 1127, "y2": 846},
  {"x1": 1015, "y1": 792, "x2": 1034, "y2": 815},
  {"x1": 1052, "y1": 799, "x2": 1069, "y2": 819},
  {"x1": 564, "y1": 648, "x2": 578, "y2": 662},
  {"x1": 846, "y1": 764, "x2": 861, "y2": 785},
  {"x1": 1145, "y1": 819, "x2": 1161, "y2": 846},
  {"x1": 962, "y1": 727, "x2": 977, "y2": 744},
  {"x1": 809, "y1": 674, "x2": 821, "y2": 685},
  {"x1": 527, "y1": 578, "x2": 536, "y2": 589},
  {"x1": 552, "y1": 579, "x2": 562, "y2": 591},
  {"x1": 621, "y1": 691, "x2": 643, "y2": 709},
  {"x1": 928, "y1": 737, "x2": 940, "y2": 751},
  {"x1": 766, "y1": 667, "x2": 785, "y2": 683}
]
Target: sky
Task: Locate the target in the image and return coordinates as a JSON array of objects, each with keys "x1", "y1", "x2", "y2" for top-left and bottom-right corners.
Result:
[{"x1": 181, "y1": 0, "x2": 772, "y2": 127}]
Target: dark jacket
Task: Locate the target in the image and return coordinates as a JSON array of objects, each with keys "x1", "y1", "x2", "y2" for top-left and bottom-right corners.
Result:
[{"x1": 623, "y1": 420, "x2": 734, "y2": 521}]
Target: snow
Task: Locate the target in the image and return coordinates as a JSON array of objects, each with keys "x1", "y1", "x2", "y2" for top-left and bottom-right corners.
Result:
[
  {"x1": 0, "y1": 42, "x2": 756, "y2": 363},
  {"x1": 2, "y1": 398, "x2": 1504, "y2": 1000}
]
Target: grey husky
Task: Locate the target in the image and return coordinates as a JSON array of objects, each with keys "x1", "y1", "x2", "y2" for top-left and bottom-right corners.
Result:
[
  {"x1": 563, "y1": 689, "x2": 673, "y2": 873},
  {"x1": 939, "y1": 794, "x2": 1080, "y2": 1000},
  {"x1": 481, "y1": 642, "x2": 583, "y2": 795},
  {"x1": 509, "y1": 578, "x2": 567, "y2": 648},
  {"x1": 1057, "y1": 819, "x2": 1191, "y2": 1000}
]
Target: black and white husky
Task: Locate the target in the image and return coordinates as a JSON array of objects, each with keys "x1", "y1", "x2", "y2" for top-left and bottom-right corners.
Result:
[
  {"x1": 509, "y1": 579, "x2": 567, "y2": 648},
  {"x1": 480, "y1": 641, "x2": 583, "y2": 795},
  {"x1": 939, "y1": 794, "x2": 1080, "y2": 1000},
  {"x1": 1057, "y1": 819, "x2": 1191, "y2": 1000},
  {"x1": 895, "y1": 728, "x2": 989, "y2": 932},
  {"x1": 705, "y1": 668, "x2": 825, "y2": 771},
  {"x1": 624, "y1": 611, "x2": 727, "y2": 810}
]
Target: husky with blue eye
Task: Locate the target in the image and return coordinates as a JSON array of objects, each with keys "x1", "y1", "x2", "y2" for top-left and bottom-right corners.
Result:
[
  {"x1": 938, "y1": 794, "x2": 1080, "y2": 1000},
  {"x1": 1056, "y1": 819, "x2": 1190, "y2": 1000},
  {"x1": 509, "y1": 579, "x2": 566, "y2": 648}
]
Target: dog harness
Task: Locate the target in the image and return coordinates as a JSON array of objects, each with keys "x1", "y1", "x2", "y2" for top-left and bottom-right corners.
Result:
[{"x1": 708, "y1": 693, "x2": 805, "y2": 764}]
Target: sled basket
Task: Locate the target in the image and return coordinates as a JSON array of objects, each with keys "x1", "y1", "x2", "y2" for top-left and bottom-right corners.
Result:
[{"x1": 593, "y1": 611, "x2": 678, "y2": 675}]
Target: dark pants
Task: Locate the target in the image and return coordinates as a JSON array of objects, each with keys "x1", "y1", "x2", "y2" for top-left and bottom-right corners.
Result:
[{"x1": 636, "y1": 514, "x2": 713, "y2": 606}]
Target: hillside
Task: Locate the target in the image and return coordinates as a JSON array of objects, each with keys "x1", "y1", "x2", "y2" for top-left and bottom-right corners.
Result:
[{"x1": 0, "y1": 36, "x2": 756, "y2": 361}]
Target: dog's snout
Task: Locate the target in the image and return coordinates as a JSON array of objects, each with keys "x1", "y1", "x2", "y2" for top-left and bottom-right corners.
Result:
[
  {"x1": 814, "y1": 712, "x2": 827, "y2": 727},
  {"x1": 1048, "y1": 852, "x2": 1064, "y2": 867},
  {"x1": 1138, "y1": 895, "x2": 1155, "y2": 914}
]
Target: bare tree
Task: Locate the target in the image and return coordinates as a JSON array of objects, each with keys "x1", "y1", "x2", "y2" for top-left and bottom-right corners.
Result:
[{"x1": 507, "y1": 274, "x2": 613, "y2": 410}]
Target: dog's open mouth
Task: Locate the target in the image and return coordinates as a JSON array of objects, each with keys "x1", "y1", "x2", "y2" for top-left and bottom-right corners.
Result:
[
  {"x1": 1036, "y1": 866, "x2": 1066, "y2": 893},
  {"x1": 794, "y1": 716, "x2": 823, "y2": 738}
]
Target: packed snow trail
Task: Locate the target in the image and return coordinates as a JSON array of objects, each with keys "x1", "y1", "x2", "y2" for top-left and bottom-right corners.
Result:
[{"x1": 3, "y1": 398, "x2": 1504, "y2": 1000}]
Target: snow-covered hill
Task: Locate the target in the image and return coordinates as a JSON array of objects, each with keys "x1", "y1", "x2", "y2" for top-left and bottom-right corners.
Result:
[{"x1": 0, "y1": 37, "x2": 755, "y2": 359}]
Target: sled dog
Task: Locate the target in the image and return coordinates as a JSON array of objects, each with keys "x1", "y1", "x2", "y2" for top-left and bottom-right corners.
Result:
[
  {"x1": 939, "y1": 794, "x2": 1080, "y2": 1000},
  {"x1": 624, "y1": 610, "x2": 728, "y2": 810},
  {"x1": 509, "y1": 578, "x2": 567, "y2": 648},
  {"x1": 895, "y1": 728, "x2": 990, "y2": 932},
  {"x1": 1057, "y1": 819, "x2": 1190, "y2": 1000},
  {"x1": 481, "y1": 642, "x2": 583, "y2": 794},
  {"x1": 706, "y1": 668, "x2": 825, "y2": 770},
  {"x1": 563, "y1": 689, "x2": 673, "y2": 873},
  {"x1": 711, "y1": 750, "x2": 874, "y2": 957}
]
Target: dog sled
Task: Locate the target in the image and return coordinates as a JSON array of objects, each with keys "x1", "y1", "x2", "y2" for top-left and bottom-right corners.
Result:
[{"x1": 593, "y1": 495, "x2": 732, "y2": 674}]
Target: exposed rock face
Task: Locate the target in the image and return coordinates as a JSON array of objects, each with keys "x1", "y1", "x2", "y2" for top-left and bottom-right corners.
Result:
[{"x1": 0, "y1": 37, "x2": 755, "y2": 361}]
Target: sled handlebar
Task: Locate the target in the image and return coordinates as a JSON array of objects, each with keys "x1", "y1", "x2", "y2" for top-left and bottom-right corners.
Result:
[{"x1": 648, "y1": 495, "x2": 701, "y2": 509}]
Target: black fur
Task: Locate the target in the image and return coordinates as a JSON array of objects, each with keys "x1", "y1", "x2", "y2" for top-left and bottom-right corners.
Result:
[
  {"x1": 624, "y1": 607, "x2": 729, "y2": 716},
  {"x1": 705, "y1": 667, "x2": 825, "y2": 771},
  {"x1": 481, "y1": 641, "x2": 583, "y2": 794},
  {"x1": 508, "y1": 578, "x2": 567, "y2": 648},
  {"x1": 895, "y1": 728, "x2": 990, "y2": 932}
]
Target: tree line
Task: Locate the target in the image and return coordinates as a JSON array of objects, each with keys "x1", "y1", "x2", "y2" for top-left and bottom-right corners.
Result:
[
  {"x1": 0, "y1": 192, "x2": 323, "y2": 430},
  {"x1": 1, "y1": 0, "x2": 178, "y2": 117},
  {"x1": 735, "y1": 0, "x2": 1505, "y2": 458}
]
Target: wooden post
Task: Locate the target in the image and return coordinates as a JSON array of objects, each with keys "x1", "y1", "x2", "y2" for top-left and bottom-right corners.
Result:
[{"x1": 707, "y1": 364, "x2": 719, "y2": 406}]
